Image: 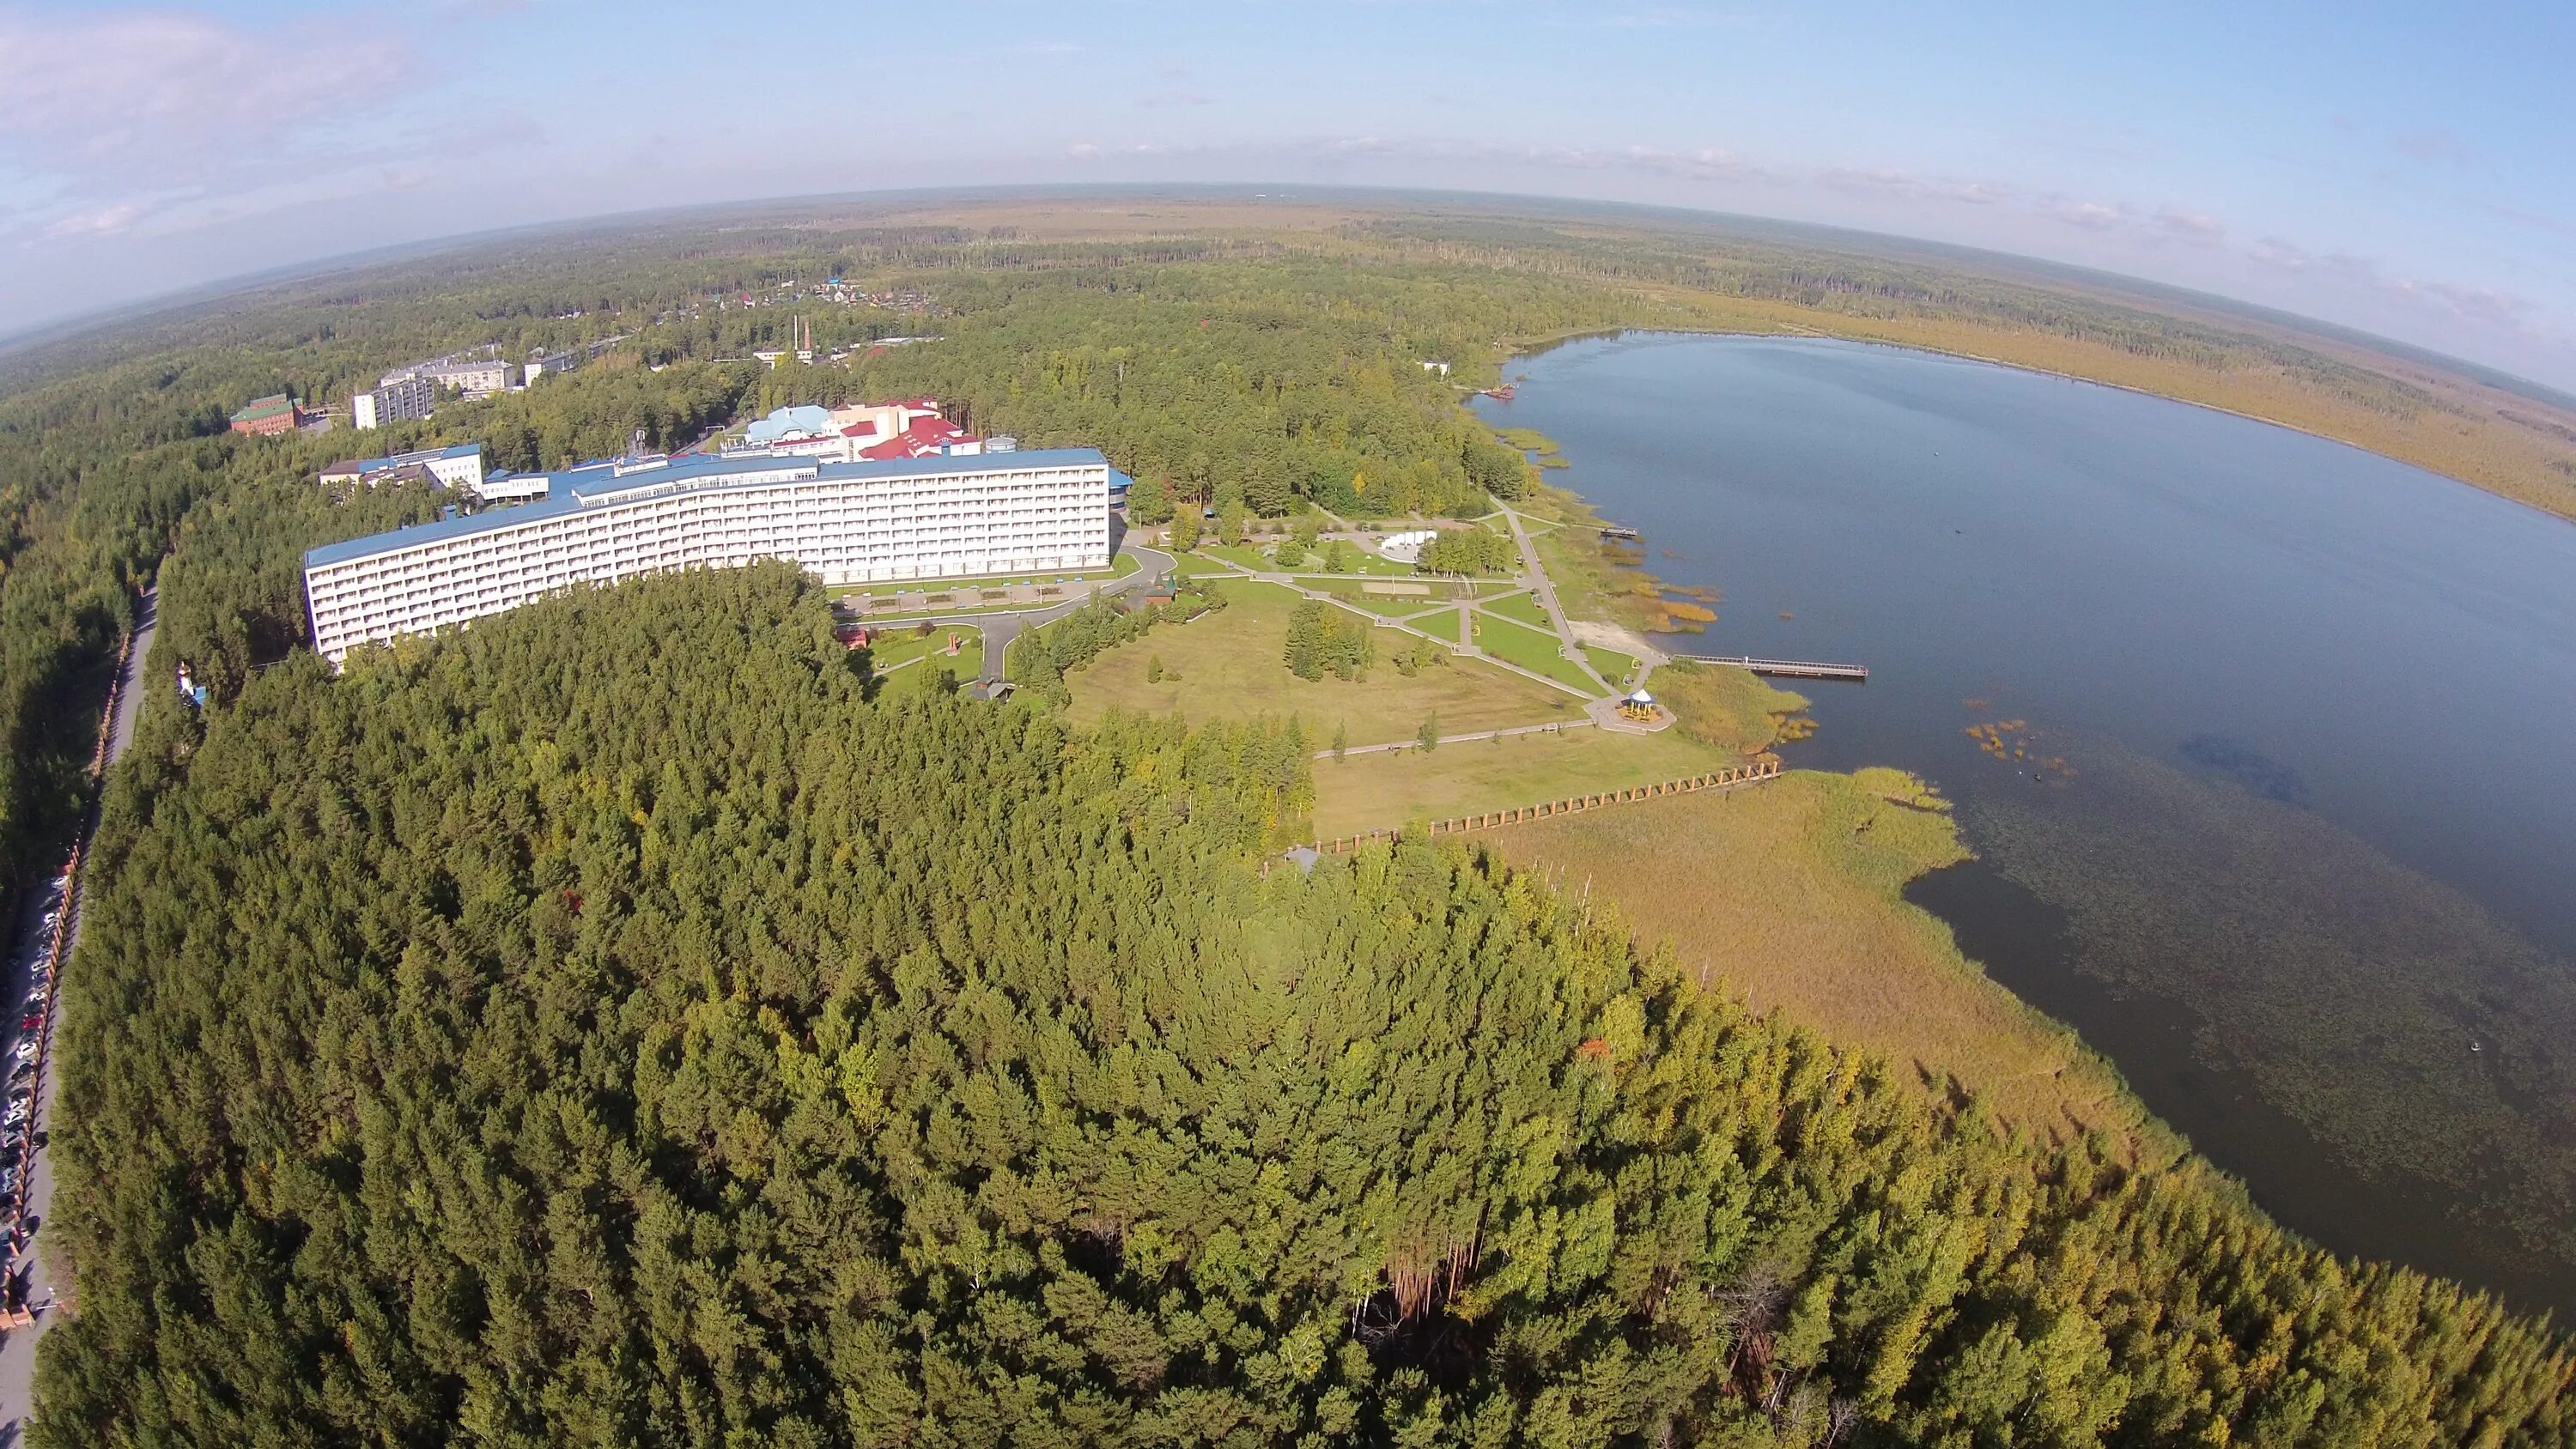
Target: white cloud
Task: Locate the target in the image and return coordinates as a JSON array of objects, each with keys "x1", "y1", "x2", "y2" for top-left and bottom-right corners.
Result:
[
  {"x1": 39, "y1": 197, "x2": 155, "y2": 239},
  {"x1": 0, "y1": 9, "x2": 410, "y2": 179},
  {"x1": 1821, "y1": 167, "x2": 2012, "y2": 205},
  {"x1": 2155, "y1": 206, "x2": 2226, "y2": 244}
]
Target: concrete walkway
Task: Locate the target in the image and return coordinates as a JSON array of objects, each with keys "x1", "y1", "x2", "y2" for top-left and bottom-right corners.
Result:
[
  {"x1": 1199, "y1": 559, "x2": 1601, "y2": 702},
  {"x1": 0, "y1": 588, "x2": 155, "y2": 1437},
  {"x1": 1495, "y1": 501, "x2": 1613, "y2": 694},
  {"x1": 839, "y1": 543, "x2": 1174, "y2": 685}
]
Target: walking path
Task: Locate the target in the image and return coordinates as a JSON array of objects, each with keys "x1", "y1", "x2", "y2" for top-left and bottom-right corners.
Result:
[
  {"x1": 1316, "y1": 718, "x2": 1595, "y2": 759},
  {"x1": 0, "y1": 588, "x2": 155, "y2": 1437},
  {"x1": 1196, "y1": 556, "x2": 1600, "y2": 702},
  {"x1": 1495, "y1": 501, "x2": 1613, "y2": 694},
  {"x1": 841, "y1": 543, "x2": 1173, "y2": 684}
]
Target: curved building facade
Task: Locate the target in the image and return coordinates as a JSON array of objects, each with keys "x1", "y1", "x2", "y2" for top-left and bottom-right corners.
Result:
[{"x1": 304, "y1": 447, "x2": 1111, "y2": 664}]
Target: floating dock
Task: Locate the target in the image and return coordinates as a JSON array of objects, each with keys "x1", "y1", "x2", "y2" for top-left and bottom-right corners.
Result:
[
  {"x1": 1679, "y1": 653, "x2": 1869, "y2": 681},
  {"x1": 1598, "y1": 526, "x2": 1642, "y2": 541}
]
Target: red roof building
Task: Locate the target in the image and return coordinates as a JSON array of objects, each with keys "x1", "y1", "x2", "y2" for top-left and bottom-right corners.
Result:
[{"x1": 229, "y1": 393, "x2": 309, "y2": 436}]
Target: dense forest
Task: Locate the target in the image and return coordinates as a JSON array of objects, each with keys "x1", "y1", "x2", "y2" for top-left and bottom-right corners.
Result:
[{"x1": 38, "y1": 567, "x2": 2576, "y2": 1446}]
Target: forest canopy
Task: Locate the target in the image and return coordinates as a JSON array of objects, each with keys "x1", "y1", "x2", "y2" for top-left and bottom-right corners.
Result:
[{"x1": 36, "y1": 567, "x2": 2576, "y2": 1447}]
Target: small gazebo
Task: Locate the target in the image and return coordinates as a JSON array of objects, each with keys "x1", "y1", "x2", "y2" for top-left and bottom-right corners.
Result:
[{"x1": 1618, "y1": 688, "x2": 1658, "y2": 722}]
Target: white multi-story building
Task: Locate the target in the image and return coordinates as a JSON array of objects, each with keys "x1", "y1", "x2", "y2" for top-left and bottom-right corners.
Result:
[
  {"x1": 319, "y1": 444, "x2": 486, "y2": 493},
  {"x1": 353, "y1": 373, "x2": 437, "y2": 430},
  {"x1": 417, "y1": 358, "x2": 513, "y2": 395},
  {"x1": 304, "y1": 447, "x2": 1114, "y2": 664}
]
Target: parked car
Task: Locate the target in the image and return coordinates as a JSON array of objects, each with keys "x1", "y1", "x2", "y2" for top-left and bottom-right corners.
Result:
[
  {"x1": 10, "y1": 1040, "x2": 35, "y2": 1064},
  {"x1": 16, "y1": 1015, "x2": 38, "y2": 1034},
  {"x1": 4, "y1": 1103, "x2": 27, "y2": 1129}
]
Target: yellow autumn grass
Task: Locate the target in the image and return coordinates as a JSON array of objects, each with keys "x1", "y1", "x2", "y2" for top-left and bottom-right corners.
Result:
[{"x1": 1492, "y1": 770, "x2": 2180, "y2": 1162}]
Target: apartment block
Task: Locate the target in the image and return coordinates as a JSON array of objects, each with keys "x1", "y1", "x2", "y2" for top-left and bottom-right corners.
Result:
[{"x1": 354, "y1": 373, "x2": 437, "y2": 429}]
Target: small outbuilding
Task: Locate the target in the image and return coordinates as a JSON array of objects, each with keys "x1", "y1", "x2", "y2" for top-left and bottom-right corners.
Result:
[{"x1": 1618, "y1": 688, "x2": 1658, "y2": 722}]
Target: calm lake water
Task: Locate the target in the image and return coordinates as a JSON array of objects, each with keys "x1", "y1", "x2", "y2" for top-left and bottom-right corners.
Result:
[{"x1": 1478, "y1": 333, "x2": 2576, "y2": 1316}]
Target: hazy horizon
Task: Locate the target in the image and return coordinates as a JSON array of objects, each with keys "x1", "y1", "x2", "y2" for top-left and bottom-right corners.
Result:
[{"x1": 0, "y1": 2, "x2": 2567, "y2": 390}]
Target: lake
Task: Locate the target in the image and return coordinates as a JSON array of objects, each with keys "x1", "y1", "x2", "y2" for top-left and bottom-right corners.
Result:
[{"x1": 1477, "y1": 333, "x2": 2576, "y2": 1317}]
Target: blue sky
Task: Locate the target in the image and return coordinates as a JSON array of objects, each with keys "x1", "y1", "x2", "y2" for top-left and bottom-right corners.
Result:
[{"x1": 2, "y1": 0, "x2": 2570, "y2": 388}]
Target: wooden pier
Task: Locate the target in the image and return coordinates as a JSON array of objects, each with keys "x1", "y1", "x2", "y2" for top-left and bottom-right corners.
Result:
[
  {"x1": 1598, "y1": 525, "x2": 1642, "y2": 541},
  {"x1": 1678, "y1": 654, "x2": 1868, "y2": 682},
  {"x1": 1309, "y1": 758, "x2": 1781, "y2": 856}
]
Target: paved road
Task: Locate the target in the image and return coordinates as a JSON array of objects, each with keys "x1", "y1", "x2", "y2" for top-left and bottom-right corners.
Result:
[
  {"x1": 0, "y1": 587, "x2": 155, "y2": 1439},
  {"x1": 1496, "y1": 503, "x2": 1612, "y2": 694},
  {"x1": 848, "y1": 543, "x2": 1174, "y2": 685}
]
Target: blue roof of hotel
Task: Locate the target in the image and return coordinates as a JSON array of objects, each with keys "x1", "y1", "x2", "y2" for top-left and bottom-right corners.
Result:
[
  {"x1": 305, "y1": 447, "x2": 1109, "y2": 568},
  {"x1": 743, "y1": 405, "x2": 835, "y2": 444},
  {"x1": 327, "y1": 441, "x2": 483, "y2": 475}
]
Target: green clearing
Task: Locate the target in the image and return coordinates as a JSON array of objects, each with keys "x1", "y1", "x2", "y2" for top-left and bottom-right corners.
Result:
[
  {"x1": 1493, "y1": 772, "x2": 2173, "y2": 1160},
  {"x1": 1471, "y1": 614, "x2": 1598, "y2": 692},
  {"x1": 1584, "y1": 646, "x2": 1642, "y2": 688},
  {"x1": 1312, "y1": 724, "x2": 1733, "y2": 840},
  {"x1": 1296, "y1": 550, "x2": 1424, "y2": 579},
  {"x1": 1479, "y1": 591, "x2": 1552, "y2": 627},
  {"x1": 868, "y1": 624, "x2": 984, "y2": 686},
  {"x1": 1408, "y1": 607, "x2": 1462, "y2": 642},
  {"x1": 1066, "y1": 581, "x2": 1580, "y2": 742},
  {"x1": 1205, "y1": 543, "x2": 1272, "y2": 571}
]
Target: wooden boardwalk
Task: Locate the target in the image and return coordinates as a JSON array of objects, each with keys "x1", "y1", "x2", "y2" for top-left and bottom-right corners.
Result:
[{"x1": 1310, "y1": 757, "x2": 1782, "y2": 855}]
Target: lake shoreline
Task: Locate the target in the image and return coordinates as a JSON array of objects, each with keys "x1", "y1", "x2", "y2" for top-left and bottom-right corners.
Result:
[
  {"x1": 1471, "y1": 332, "x2": 2576, "y2": 1319},
  {"x1": 1493, "y1": 327, "x2": 2576, "y2": 531}
]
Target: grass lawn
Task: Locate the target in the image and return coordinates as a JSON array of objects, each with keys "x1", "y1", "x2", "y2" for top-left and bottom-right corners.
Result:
[
  {"x1": 1584, "y1": 646, "x2": 1642, "y2": 688},
  {"x1": 1172, "y1": 553, "x2": 1234, "y2": 579},
  {"x1": 1479, "y1": 591, "x2": 1552, "y2": 627},
  {"x1": 1206, "y1": 544, "x2": 1273, "y2": 571},
  {"x1": 1471, "y1": 614, "x2": 1598, "y2": 693},
  {"x1": 1066, "y1": 582, "x2": 1581, "y2": 741},
  {"x1": 1529, "y1": 523, "x2": 1617, "y2": 624},
  {"x1": 1488, "y1": 772, "x2": 2172, "y2": 1161},
  {"x1": 1408, "y1": 608, "x2": 1462, "y2": 642},
  {"x1": 1312, "y1": 725, "x2": 1734, "y2": 838},
  {"x1": 869, "y1": 626, "x2": 983, "y2": 688}
]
